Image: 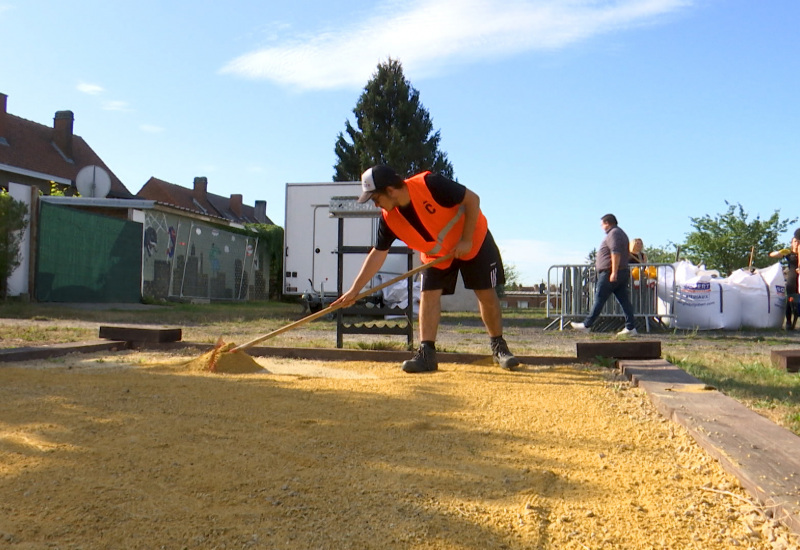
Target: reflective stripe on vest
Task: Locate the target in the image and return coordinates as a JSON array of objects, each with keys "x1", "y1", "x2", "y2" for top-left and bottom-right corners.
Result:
[{"x1": 427, "y1": 204, "x2": 465, "y2": 256}]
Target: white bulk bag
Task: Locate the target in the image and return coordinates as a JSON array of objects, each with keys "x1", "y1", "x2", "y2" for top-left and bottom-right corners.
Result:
[
  {"x1": 656, "y1": 264, "x2": 676, "y2": 303},
  {"x1": 673, "y1": 276, "x2": 742, "y2": 330},
  {"x1": 726, "y1": 263, "x2": 785, "y2": 329},
  {"x1": 658, "y1": 261, "x2": 722, "y2": 300}
]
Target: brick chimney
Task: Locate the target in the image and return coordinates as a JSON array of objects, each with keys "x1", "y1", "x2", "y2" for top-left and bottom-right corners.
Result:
[
  {"x1": 0, "y1": 93, "x2": 7, "y2": 146},
  {"x1": 193, "y1": 177, "x2": 208, "y2": 201},
  {"x1": 230, "y1": 194, "x2": 243, "y2": 218},
  {"x1": 53, "y1": 110, "x2": 74, "y2": 159},
  {"x1": 254, "y1": 200, "x2": 267, "y2": 223}
]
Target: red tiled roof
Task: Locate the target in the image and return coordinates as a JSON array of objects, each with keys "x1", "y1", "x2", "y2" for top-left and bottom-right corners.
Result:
[
  {"x1": 137, "y1": 177, "x2": 273, "y2": 225},
  {"x1": 0, "y1": 111, "x2": 133, "y2": 198}
]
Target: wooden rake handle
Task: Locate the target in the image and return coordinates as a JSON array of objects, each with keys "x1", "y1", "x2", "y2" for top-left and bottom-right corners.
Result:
[{"x1": 230, "y1": 254, "x2": 452, "y2": 352}]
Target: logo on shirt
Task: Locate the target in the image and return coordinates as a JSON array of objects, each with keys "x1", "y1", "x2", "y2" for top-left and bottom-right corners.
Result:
[{"x1": 423, "y1": 201, "x2": 436, "y2": 214}]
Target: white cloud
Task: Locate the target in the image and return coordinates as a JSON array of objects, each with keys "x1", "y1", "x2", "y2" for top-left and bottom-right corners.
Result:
[
  {"x1": 220, "y1": 0, "x2": 690, "y2": 90},
  {"x1": 139, "y1": 124, "x2": 165, "y2": 133},
  {"x1": 102, "y1": 100, "x2": 131, "y2": 112},
  {"x1": 77, "y1": 84, "x2": 135, "y2": 114},
  {"x1": 496, "y1": 238, "x2": 587, "y2": 285},
  {"x1": 77, "y1": 82, "x2": 104, "y2": 95}
]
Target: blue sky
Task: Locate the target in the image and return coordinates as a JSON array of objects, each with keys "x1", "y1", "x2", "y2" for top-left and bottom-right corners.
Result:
[{"x1": 2, "y1": 0, "x2": 798, "y2": 285}]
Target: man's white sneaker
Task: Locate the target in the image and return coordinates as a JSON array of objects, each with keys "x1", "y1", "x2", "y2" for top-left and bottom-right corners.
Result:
[
  {"x1": 617, "y1": 327, "x2": 638, "y2": 336},
  {"x1": 571, "y1": 322, "x2": 590, "y2": 333}
]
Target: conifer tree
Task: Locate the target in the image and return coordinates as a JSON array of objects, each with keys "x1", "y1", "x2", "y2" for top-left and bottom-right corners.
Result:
[{"x1": 333, "y1": 58, "x2": 454, "y2": 181}]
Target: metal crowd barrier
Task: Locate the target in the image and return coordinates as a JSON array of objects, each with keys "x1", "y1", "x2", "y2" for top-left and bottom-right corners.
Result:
[{"x1": 544, "y1": 263, "x2": 677, "y2": 332}]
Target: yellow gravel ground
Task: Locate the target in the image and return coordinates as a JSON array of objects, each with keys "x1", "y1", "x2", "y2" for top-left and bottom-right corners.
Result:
[{"x1": 0, "y1": 350, "x2": 797, "y2": 549}]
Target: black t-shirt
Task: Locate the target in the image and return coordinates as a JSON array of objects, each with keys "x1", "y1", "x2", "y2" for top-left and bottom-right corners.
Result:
[
  {"x1": 374, "y1": 173, "x2": 466, "y2": 251},
  {"x1": 786, "y1": 253, "x2": 799, "y2": 294}
]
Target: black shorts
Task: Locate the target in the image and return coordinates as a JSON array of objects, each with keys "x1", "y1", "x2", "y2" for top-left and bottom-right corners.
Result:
[{"x1": 421, "y1": 232, "x2": 505, "y2": 295}]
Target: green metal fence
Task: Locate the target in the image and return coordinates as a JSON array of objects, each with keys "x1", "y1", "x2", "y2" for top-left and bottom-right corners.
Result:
[{"x1": 36, "y1": 202, "x2": 142, "y2": 302}]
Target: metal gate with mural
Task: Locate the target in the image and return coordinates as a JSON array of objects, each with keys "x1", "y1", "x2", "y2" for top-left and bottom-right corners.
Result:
[{"x1": 141, "y1": 210, "x2": 266, "y2": 301}]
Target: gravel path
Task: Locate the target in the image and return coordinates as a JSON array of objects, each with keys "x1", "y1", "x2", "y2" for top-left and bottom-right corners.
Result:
[{"x1": 0, "y1": 345, "x2": 798, "y2": 548}]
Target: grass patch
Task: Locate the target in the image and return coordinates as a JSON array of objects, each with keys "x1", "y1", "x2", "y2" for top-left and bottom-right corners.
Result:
[
  {"x1": 786, "y1": 412, "x2": 800, "y2": 434},
  {"x1": 593, "y1": 356, "x2": 616, "y2": 369},
  {"x1": 0, "y1": 300, "x2": 302, "y2": 326},
  {"x1": 349, "y1": 341, "x2": 408, "y2": 351},
  {"x1": 441, "y1": 307, "x2": 550, "y2": 327},
  {"x1": 667, "y1": 352, "x2": 800, "y2": 435},
  {"x1": 0, "y1": 325, "x2": 94, "y2": 349},
  {"x1": 453, "y1": 327, "x2": 484, "y2": 334}
]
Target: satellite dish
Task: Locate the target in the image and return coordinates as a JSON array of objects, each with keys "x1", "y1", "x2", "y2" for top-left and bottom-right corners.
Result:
[{"x1": 75, "y1": 165, "x2": 111, "y2": 198}]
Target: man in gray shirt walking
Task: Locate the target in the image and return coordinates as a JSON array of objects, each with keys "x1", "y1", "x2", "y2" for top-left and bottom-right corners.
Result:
[{"x1": 571, "y1": 214, "x2": 638, "y2": 336}]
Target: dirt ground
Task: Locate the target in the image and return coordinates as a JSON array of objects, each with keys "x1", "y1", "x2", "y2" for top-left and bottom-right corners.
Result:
[{"x1": 1, "y1": 348, "x2": 798, "y2": 549}]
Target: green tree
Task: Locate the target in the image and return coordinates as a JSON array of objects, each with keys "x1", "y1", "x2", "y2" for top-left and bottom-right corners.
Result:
[
  {"x1": 245, "y1": 223, "x2": 284, "y2": 300},
  {"x1": 333, "y1": 58, "x2": 454, "y2": 181},
  {"x1": 645, "y1": 243, "x2": 680, "y2": 264},
  {"x1": 586, "y1": 244, "x2": 679, "y2": 266},
  {"x1": 504, "y1": 261, "x2": 521, "y2": 289},
  {"x1": 0, "y1": 191, "x2": 29, "y2": 299},
  {"x1": 682, "y1": 202, "x2": 796, "y2": 275}
]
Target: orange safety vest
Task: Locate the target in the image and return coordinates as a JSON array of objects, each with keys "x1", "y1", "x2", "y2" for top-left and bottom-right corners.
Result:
[{"x1": 382, "y1": 172, "x2": 488, "y2": 269}]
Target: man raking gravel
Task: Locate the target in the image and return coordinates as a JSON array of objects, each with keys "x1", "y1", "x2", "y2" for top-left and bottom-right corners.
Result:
[{"x1": 332, "y1": 165, "x2": 519, "y2": 373}]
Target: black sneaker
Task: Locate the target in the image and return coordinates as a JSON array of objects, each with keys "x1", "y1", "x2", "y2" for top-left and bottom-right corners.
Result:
[
  {"x1": 491, "y1": 337, "x2": 519, "y2": 370},
  {"x1": 402, "y1": 344, "x2": 438, "y2": 373}
]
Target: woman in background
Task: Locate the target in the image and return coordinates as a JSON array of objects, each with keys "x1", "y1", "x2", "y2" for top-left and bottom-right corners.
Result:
[
  {"x1": 770, "y1": 229, "x2": 800, "y2": 330},
  {"x1": 629, "y1": 238, "x2": 647, "y2": 264}
]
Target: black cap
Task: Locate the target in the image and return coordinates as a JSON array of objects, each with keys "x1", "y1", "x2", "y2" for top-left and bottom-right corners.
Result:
[
  {"x1": 794, "y1": 228, "x2": 800, "y2": 240},
  {"x1": 357, "y1": 165, "x2": 403, "y2": 203}
]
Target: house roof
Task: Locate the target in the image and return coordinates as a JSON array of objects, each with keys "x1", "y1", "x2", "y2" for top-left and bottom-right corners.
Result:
[
  {"x1": 137, "y1": 177, "x2": 274, "y2": 226},
  {"x1": 0, "y1": 102, "x2": 133, "y2": 198}
]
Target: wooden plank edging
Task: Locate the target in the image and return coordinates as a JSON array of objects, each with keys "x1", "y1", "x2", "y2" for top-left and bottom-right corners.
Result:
[
  {"x1": 0, "y1": 340, "x2": 128, "y2": 363},
  {"x1": 0, "y1": 340, "x2": 577, "y2": 367}
]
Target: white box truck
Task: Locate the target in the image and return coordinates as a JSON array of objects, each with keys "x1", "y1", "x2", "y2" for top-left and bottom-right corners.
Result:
[{"x1": 283, "y1": 182, "x2": 411, "y2": 308}]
